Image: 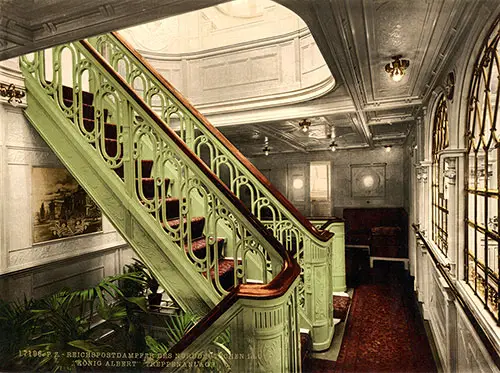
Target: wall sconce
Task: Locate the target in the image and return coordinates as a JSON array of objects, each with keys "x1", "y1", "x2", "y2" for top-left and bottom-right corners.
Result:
[
  {"x1": 329, "y1": 140, "x2": 337, "y2": 152},
  {"x1": 385, "y1": 55, "x2": 409, "y2": 82},
  {"x1": 299, "y1": 119, "x2": 311, "y2": 133},
  {"x1": 0, "y1": 83, "x2": 25, "y2": 104},
  {"x1": 384, "y1": 145, "x2": 392, "y2": 152}
]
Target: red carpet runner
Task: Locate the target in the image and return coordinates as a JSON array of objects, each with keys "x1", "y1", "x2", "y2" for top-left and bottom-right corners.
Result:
[{"x1": 306, "y1": 263, "x2": 437, "y2": 373}]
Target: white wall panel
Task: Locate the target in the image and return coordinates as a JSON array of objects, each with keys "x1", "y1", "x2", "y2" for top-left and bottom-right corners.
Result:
[
  {"x1": 140, "y1": 32, "x2": 332, "y2": 112},
  {"x1": 0, "y1": 91, "x2": 130, "y2": 298},
  {"x1": 456, "y1": 306, "x2": 497, "y2": 373},
  {"x1": 6, "y1": 164, "x2": 31, "y2": 252},
  {"x1": 416, "y1": 240, "x2": 499, "y2": 373},
  {"x1": 251, "y1": 53, "x2": 279, "y2": 83},
  {"x1": 427, "y1": 264, "x2": 448, "y2": 368},
  {"x1": 279, "y1": 40, "x2": 297, "y2": 84}
]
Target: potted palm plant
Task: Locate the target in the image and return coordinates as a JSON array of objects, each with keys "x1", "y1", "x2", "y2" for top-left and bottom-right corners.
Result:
[{"x1": 124, "y1": 258, "x2": 163, "y2": 307}]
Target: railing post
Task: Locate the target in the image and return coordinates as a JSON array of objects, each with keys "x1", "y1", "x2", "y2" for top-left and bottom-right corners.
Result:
[
  {"x1": 121, "y1": 102, "x2": 134, "y2": 198},
  {"x1": 325, "y1": 221, "x2": 346, "y2": 292},
  {"x1": 184, "y1": 116, "x2": 195, "y2": 149},
  {"x1": 230, "y1": 281, "x2": 301, "y2": 373},
  {"x1": 302, "y1": 239, "x2": 334, "y2": 351},
  {"x1": 416, "y1": 235, "x2": 430, "y2": 319}
]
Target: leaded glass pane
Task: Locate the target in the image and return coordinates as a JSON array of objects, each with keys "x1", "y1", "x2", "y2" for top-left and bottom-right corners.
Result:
[
  {"x1": 466, "y1": 18, "x2": 500, "y2": 323},
  {"x1": 431, "y1": 95, "x2": 449, "y2": 256}
]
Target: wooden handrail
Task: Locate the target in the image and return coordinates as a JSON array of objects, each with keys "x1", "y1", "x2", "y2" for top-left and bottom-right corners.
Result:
[
  {"x1": 413, "y1": 224, "x2": 500, "y2": 368},
  {"x1": 79, "y1": 39, "x2": 292, "y2": 262},
  {"x1": 80, "y1": 38, "x2": 301, "y2": 356},
  {"x1": 166, "y1": 255, "x2": 301, "y2": 359},
  {"x1": 106, "y1": 31, "x2": 333, "y2": 242}
]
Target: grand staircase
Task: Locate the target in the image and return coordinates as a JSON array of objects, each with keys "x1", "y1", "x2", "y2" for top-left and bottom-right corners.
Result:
[{"x1": 19, "y1": 32, "x2": 344, "y2": 372}]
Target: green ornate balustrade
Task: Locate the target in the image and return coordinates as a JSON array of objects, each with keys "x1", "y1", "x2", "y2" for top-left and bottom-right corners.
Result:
[
  {"x1": 20, "y1": 41, "x2": 308, "y2": 372},
  {"x1": 88, "y1": 33, "x2": 338, "y2": 349},
  {"x1": 19, "y1": 39, "x2": 304, "y2": 372}
]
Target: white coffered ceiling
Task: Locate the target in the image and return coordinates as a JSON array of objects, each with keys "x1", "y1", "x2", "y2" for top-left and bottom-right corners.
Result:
[{"x1": 1, "y1": 0, "x2": 499, "y2": 154}]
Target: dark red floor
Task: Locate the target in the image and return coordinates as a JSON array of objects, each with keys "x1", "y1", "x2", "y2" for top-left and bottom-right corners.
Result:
[{"x1": 305, "y1": 262, "x2": 437, "y2": 373}]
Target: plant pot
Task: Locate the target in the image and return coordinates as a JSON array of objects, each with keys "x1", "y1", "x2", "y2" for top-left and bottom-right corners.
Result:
[{"x1": 148, "y1": 292, "x2": 162, "y2": 306}]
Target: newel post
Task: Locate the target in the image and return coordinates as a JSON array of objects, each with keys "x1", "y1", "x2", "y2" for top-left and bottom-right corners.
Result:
[
  {"x1": 326, "y1": 221, "x2": 346, "y2": 292},
  {"x1": 230, "y1": 279, "x2": 301, "y2": 373}
]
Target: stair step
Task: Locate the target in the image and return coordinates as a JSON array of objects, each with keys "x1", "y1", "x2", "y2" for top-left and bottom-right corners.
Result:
[
  {"x1": 104, "y1": 138, "x2": 119, "y2": 157},
  {"x1": 83, "y1": 118, "x2": 95, "y2": 133},
  {"x1": 61, "y1": 85, "x2": 94, "y2": 105},
  {"x1": 164, "y1": 216, "x2": 205, "y2": 240},
  {"x1": 62, "y1": 97, "x2": 96, "y2": 118},
  {"x1": 187, "y1": 237, "x2": 225, "y2": 261},
  {"x1": 161, "y1": 197, "x2": 179, "y2": 220},
  {"x1": 62, "y1": 96, "x2": 108, "y2": 123},
  {"x1": 82, "y1": 104, "x2": 95, "y2": 120},
  {"x1": 208, "y1": 259, "x2": 235, "y2": 291},
  {"x1": 136, "y1": 159, "x2": 154, "y2": 179},
  {"x1": 138, "y1": 177, "x2": 170, "y2": 200},
  {"x1": 104, "y1": 122, "x2": 118, "y2": 139},
  {"x1": 115, "y1": 159, "x2": 154, "y2": 179},
  {"x1": 333, "y1": 295, "x2": 351, "y2": 321}
]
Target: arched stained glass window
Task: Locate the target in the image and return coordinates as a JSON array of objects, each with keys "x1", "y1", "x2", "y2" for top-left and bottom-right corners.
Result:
[
  {"x1": 466, "y1": 18, "x2": 500, "y2": 323},
  {"x1": 432, "y1": 95, "x2": 449, "y2": 256}
]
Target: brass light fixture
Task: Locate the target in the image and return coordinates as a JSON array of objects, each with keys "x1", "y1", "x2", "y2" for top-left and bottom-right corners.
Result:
[
  {"x1": 263, "y1": 136, "x2": 270, "y2": 156},
  {"x1": 384, "y1": 145, "x2": 392, "y2": 152},
  {"x1": 385, "y1": 55, "x2": 410, "y2": 82},
  {"x1": 299, "y1": 119, "x2": 311, "y2": 133},
  {"x1": 0, "y1": 83, "x2": 25, "y2": 104},
  {"x1": 329, "y1": 140, "x2": 337, "y2": 152},
  {"x1": 263, "y1": 145, "x2": 270, "y2": 156}
]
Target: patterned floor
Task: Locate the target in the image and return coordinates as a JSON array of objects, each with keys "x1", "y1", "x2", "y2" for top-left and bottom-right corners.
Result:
[{"x1": 305, "y1": 262, "x2": 437, "y2": 373}]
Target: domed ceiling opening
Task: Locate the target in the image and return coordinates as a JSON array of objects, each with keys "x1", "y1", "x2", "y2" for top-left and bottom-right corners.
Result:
[{"x1": 118, "y1": 0, "x2": 351, "y2": 156}]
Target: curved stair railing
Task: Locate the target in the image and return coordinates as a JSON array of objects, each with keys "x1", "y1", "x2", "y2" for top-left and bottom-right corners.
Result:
[
  {"x1": 162, "y1": 254, "x2": 301, "y2": 372},
  {"x1": 20, "y1": 39, "x2": 290, "y2": 313},
  {"x1": 88, "y1": 32, "x2": 339, "y2": 349},
  {"x1": 20, "y1": 38, "x2": 302, "y2": 372}
]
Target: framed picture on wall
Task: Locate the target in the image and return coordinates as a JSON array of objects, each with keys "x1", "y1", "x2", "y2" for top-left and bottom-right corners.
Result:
[
  {"x1": 32, "y1": 167, "x2": 102, "y2": 243},
  {"x1": 350, "y1": 163, "x2": 386, "y2": 198}
]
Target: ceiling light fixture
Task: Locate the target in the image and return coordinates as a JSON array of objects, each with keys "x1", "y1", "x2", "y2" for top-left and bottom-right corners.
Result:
[
  {"x1": 263, "y1": 136, "x2": 270, "y2": 156},
  {"x1": 385, "y1": 55, "x2": 410, "y2": 82},
  {"x1": 384, "y1": 145, "x2": 392, "y2": 152},
  {"x1": 329, "y1": 140, "x2": 337, "y2": 152},
  {"x1": 299, "y1": 119, "x2": 311, "y2": 133}
]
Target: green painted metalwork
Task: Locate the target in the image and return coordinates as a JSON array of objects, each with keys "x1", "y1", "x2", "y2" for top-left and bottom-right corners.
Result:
[
  {"x1": 323, "y1": 222, "x2": 346, "y2": 293},
  {"x1": 20, "y1": 39, "x2": 302, "y2": 372},
  {"x1": 20, "y1": 42, "x2": 285, "y2": 305},
  {"x1": 88, "y1": 33, "x2": 336, "y2": 349},
  {"x1": 168, "y1": 277, "x2": 301, "y2": 373}
]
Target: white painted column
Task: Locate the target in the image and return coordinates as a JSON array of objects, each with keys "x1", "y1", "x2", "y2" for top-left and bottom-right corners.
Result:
[
  {"x1": 443, "y1": 155, "x2": 458, "y2": 276},
  {"x1": 416, "y1": 236, "x2": 430, "y2": 319},
  {"x1": 420, "y1": 161, "x2": 432, "y2": 236},
  {"x1": 0, "y1": 102, "x2": 5, "y2": 273}
]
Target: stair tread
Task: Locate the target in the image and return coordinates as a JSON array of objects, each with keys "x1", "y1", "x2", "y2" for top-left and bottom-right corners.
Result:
[
  {"x1": 209, "y1": 259, "x2": 235, "y2": 277},
  {"x1": 139, "y1": 177, "x2": 169, "y2": 182},
  {"x1": 187, "y1": 237, "x2": 225, "y2": 253},
  {"x1": 333, "y1": 295, "x2": 351, "y2": 321},
  {"x1": 115, "y1": 160, "x2": 154, "y2": 179},
  {"x1": 165, "y1": 216, "x2": 205, "y2": 227}
]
